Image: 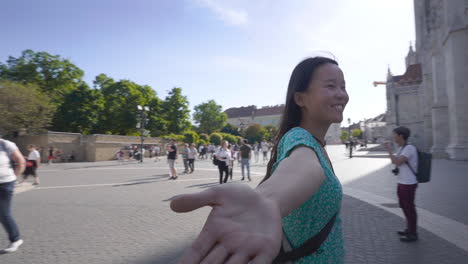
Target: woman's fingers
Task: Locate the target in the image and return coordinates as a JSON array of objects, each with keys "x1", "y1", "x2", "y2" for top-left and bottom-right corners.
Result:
[
  {"x1": 170, "y1": 188, "x2": 219, "y2": 213},
  {"x1": 249, "y1": 254, "x2": 272, "y2": 264},
  {"x1": 200, "y1": 244, "x2": 229, "y2": 264},
  {"x1": 178, "y1": 229, "x2": 217, "y2": 264},
  {"x1": 225, "y1": 253, "x2": 250, "y2": 264}
]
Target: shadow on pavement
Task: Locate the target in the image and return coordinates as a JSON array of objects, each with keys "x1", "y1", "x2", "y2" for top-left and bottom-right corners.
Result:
[
  {"x1": 186, "y1": 182, "x2": 219, "y2": 189},
  {"x1": 112, "y1": 175, "x2": 171, "y2": 187}
]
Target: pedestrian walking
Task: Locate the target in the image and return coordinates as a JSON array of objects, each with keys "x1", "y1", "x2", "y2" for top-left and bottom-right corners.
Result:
[
  {"x1": 188, "y1": 144, "x2": 198, "y2": 173},
  {"x1": 239, "y1": 139, "x2": 252, "y2": 181},
  {"x1": 0, "y1": 138, "x2": 26, "y2": 253},
  {"x1": 154, "y1": 145, "x2": 161, "y2": 162},
  {"x1": 47, "y1": 146, "x2": 54, "y2": 165},
  {"x1": 214, "y1": 140, "x2": 231, "y2": 184},
  {"x1": 201, "y1": 145, "x2": 207, "y2": 160},
  {"x1": 167, "y1": 141, "x2": 178, "y2": 180},
  {"x1": 19, "y1": 144, "x2": 41, "y2": 185},
  {"x1": 253, "y1": 142, "x2": 260, "y2": 164},
  {"x1": 198, "y1": 144, "x2": 205, "y2": 160},
  {"x1": 228, "y1": 144, "x2": 236, "y2": 180},
  {"x1": 208, "y1": 144, "x2": 215, "y2": 159},
  {"x1": 171, "y1": 56, "x2": 348, "y2": 263},
  {"x1": 261, "y1": 140, "x2": 269, "y2": 163},
  {"x1": 182, "y1": 143, "x2": 190, "y2": 173},
  {"x1": 384, "y1": 126, "x2": 419, "y2": 242}
]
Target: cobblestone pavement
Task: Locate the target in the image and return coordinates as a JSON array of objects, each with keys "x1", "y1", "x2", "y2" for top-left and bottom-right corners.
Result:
[{"x1": 1, "y1": 147, "x2": 467, "y2": 263}]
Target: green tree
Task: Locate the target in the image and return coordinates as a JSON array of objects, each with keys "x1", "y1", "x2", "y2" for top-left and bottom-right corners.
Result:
[
  {"x1": 264, "y1": 125, "x2": 278, "y2": 141},
  {"x1": 243, "y1": 124, "x2": 267, "y2": 144},
  {"x1": 183, "y1": 131, "x2": 200, "y2": 144},
  {"x1": 94, "y1": 74, "x2": 157, "y2": 135},
  {"x1": 162, "y1": 87, "x2": 191, "y2": 134},
  {"x1": 199, "y1": 133, "x2": 209, "y2": 142},
  {"x1": 193, "y1": 100, "x2": 227, "y2": 134},
  {"x1": 340, "y1": 130, "x2": 349, "y2": 141},
  {"x1": 220, "y1": 123, "x2": 240, "y2": 136},
  {"x1": 0, "y1": 50, "x2": 84, "y2": 105},
  {"x1": 352, "y1": 128, "x2": 363, "y2": 138},
  {"x1": 209, "y1": 133, "x2": 223, "y2": 145},
  {"x1": 52, "y1": 83, "x2": 105, "y2": 134},
  {"x1": 0, "y1": 81, "x2": 54, "y2": 135},
  {"x1": 219, "y1": 133, "x2": 237, "y2": 144},
  {"x1": 146, "y1": 97, "x2": 168, "y2": 137}
]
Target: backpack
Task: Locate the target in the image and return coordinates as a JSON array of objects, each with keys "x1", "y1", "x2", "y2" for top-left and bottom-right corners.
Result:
[{"x1": 405, "y1": 146, "x2": 432, "y2": 183}]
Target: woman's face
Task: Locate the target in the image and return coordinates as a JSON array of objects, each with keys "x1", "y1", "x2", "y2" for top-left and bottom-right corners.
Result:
[
  {"x1": 298, "y1": 63, "x2": 349, "y2": 124},
  {"x1": 222, "y1": 141, "x2": 228, "y2": 148}
]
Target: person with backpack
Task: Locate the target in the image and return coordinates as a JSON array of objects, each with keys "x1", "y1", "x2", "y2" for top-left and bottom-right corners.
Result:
[
  {"x1": 0, "y1": 137, "x2": 26, "y2": 253},
  {"x1": 384, "y1": 126, "x2": 419, "y2": 242},
  {"x1": 170, "y1": 56, "x2": 348, "y2": 263}
]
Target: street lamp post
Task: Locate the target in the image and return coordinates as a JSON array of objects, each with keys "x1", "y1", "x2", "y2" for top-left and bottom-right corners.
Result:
[
  {"x1": 137, "y1": 105, "x2": 150, "y2": 163},
  {"x1": 348, "y1": 118, "x2": 353, "y2": 158}
]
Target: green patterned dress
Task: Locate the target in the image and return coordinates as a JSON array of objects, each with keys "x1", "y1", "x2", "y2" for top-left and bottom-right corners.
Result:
[{"x1": 272, "y1": 127, "x2": 344, "y2": 263}]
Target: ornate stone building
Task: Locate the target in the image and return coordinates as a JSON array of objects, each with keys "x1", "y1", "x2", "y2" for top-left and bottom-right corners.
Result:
[{"x1": 386, "y1": 0, "x2": 468, "y2": 160}]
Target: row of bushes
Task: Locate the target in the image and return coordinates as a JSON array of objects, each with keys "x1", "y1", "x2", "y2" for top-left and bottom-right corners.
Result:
[{"x1": 161, "y1": 131, "x2": 243, "y2": 146}]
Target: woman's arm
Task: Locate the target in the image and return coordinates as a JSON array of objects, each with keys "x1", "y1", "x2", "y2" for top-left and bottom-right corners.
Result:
[
  {"x1": 170, "y1": 146, "x2": 326, "y2": 263},
  {"x1": 255, "y1": 146, "x2": 325, "y2": 217},
  {"x1": 11, "y1": 149, "x2": 26, "y2": 177}
]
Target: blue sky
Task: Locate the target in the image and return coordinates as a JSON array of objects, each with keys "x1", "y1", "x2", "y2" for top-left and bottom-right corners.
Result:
[{"x1": 1, "y1": 0, "x2": 415, "y2": 125}]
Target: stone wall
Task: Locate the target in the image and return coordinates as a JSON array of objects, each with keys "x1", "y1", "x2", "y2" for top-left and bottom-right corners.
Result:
[{"x1": 13, "y1": 132, "x2": 169, "y2": 162}]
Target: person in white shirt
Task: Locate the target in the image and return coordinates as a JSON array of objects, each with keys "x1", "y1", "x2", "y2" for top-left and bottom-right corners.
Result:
[
  {"x1": 154, "y1": 145, "x2": 161, "y2": 162},
  {"x1": 261, "y1": 141, "x2": 269, "y2": 163},
  {"x1": 187, "y1": 144, "x2": 198, "y2": 173},
  {"x1": 19, "y1": 144, "x2": 41, "y2": 185},
  {"x1": 384, "y1": 126, "x2": 419, "y2": 242},
  {"x1": 215, "y1": 140, "x2": 231, "y2": 184},
  {"x1": 0, "y1": 138, "x2": 26, "y2": 253}
]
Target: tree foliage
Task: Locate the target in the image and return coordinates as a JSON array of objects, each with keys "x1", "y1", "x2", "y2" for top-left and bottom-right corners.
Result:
[
  {"x1": 0, "y1": 81, "x2": 55, "y2": 135},
  {"x1": 220, "y1": 123, "x2": 240, "y2": 136},
  {"x1": 193, "y1": 100, "x2": 227, "y2": 134},
  {"x1": 352, "y1": 128, "x2": 363, "y2": 138},
  {"x1": 0, "y1": 49, "x2": 84, "y2": 105},
  {"x1": 209, "y1": 133, "x2": 223, "y2": 145},
  {"x1": 94, "y1": 74, "x2": 158, "y2": 135},
  {"x1": 243, "y1": 124, "x2": 268, "y2": 144},
  {"x1": 162, "y1": 87, "x2": 191, "y2": 134},
  {"x1": 183, "y1": 131, "x2": 200, "y2": 144},
  {"x1": 52, "y1": 83, "x2": 105, "y2": 134}
]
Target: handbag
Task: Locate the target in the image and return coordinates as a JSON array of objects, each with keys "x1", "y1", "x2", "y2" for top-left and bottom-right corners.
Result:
[
  {"x1": 273, "y1": 213, "x2": 337, "y2": 263},
  {"x1": 212, "y1": 156, "x2": 219, "y2": 166}
]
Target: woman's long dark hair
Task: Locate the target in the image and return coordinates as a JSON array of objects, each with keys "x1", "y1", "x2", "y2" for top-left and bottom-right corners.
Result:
[{"x1": 260, "y1": 57, "x2": 338, "y2": 184}]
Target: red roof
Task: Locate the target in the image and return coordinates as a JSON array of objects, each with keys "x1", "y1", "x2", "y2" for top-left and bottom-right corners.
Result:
[
  {"x1": 392, "y1": 64, "x2": 422, "y2": 86},
  {"x1": 224, "y1": 105, "x2": 256, "y2": 118},
  {"x1": 255, "y1": 105, "x2": 284, "y2": 116}
]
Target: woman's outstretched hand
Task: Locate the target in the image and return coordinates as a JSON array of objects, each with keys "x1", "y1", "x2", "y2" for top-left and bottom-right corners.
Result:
[{"x1": 170, "y1": 183, "x2": 282, "y2": 264}]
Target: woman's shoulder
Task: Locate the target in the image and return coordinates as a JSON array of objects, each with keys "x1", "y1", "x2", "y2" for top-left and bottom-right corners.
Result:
[
  {"x1": 277, "y1": 127, "x2": 320, "y2": 159},
  {"x1": 279, "y1": 127, "x2": 315, "y2": 146},
  {"x1": 0, "y1": 139, "x2": 18, "y2": 152}
]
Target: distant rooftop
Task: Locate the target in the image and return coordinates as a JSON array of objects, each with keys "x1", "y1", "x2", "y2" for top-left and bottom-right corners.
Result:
[
  {"x1": 224, "y1": 105, "x2": 285, "y2": 118},
  {"x1": 391, "y1": 63, "x2": 422, "y2": 86}
]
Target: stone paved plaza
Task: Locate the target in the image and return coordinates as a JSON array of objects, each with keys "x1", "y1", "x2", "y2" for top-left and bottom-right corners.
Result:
[{"x1": 2, "y1": 145, "x2": 468, "y2": 263}]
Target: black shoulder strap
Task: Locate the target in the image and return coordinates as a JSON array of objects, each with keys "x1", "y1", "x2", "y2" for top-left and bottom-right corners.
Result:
[
  {"x1": 273, "y1": 213, "x2": 337, "y2": 263},
  {"x1": 403, "y1": 145, "x2": 417, "y2": 176}
]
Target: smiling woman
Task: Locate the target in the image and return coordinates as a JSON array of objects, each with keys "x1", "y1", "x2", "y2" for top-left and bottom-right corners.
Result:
[{"x1": 171, "y1": 56, "x2": 348, "y2": 264}]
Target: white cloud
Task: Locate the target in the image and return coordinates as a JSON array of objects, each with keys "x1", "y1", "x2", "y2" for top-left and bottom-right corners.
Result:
[{"x1": 195, "y1": 0, "x2": 248, "y2": 26}]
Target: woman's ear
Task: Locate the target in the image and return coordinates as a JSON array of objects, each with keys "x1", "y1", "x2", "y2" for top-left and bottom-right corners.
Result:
[{"x1": 294, "y1": 92, "x2": 305, "y2": 107}]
